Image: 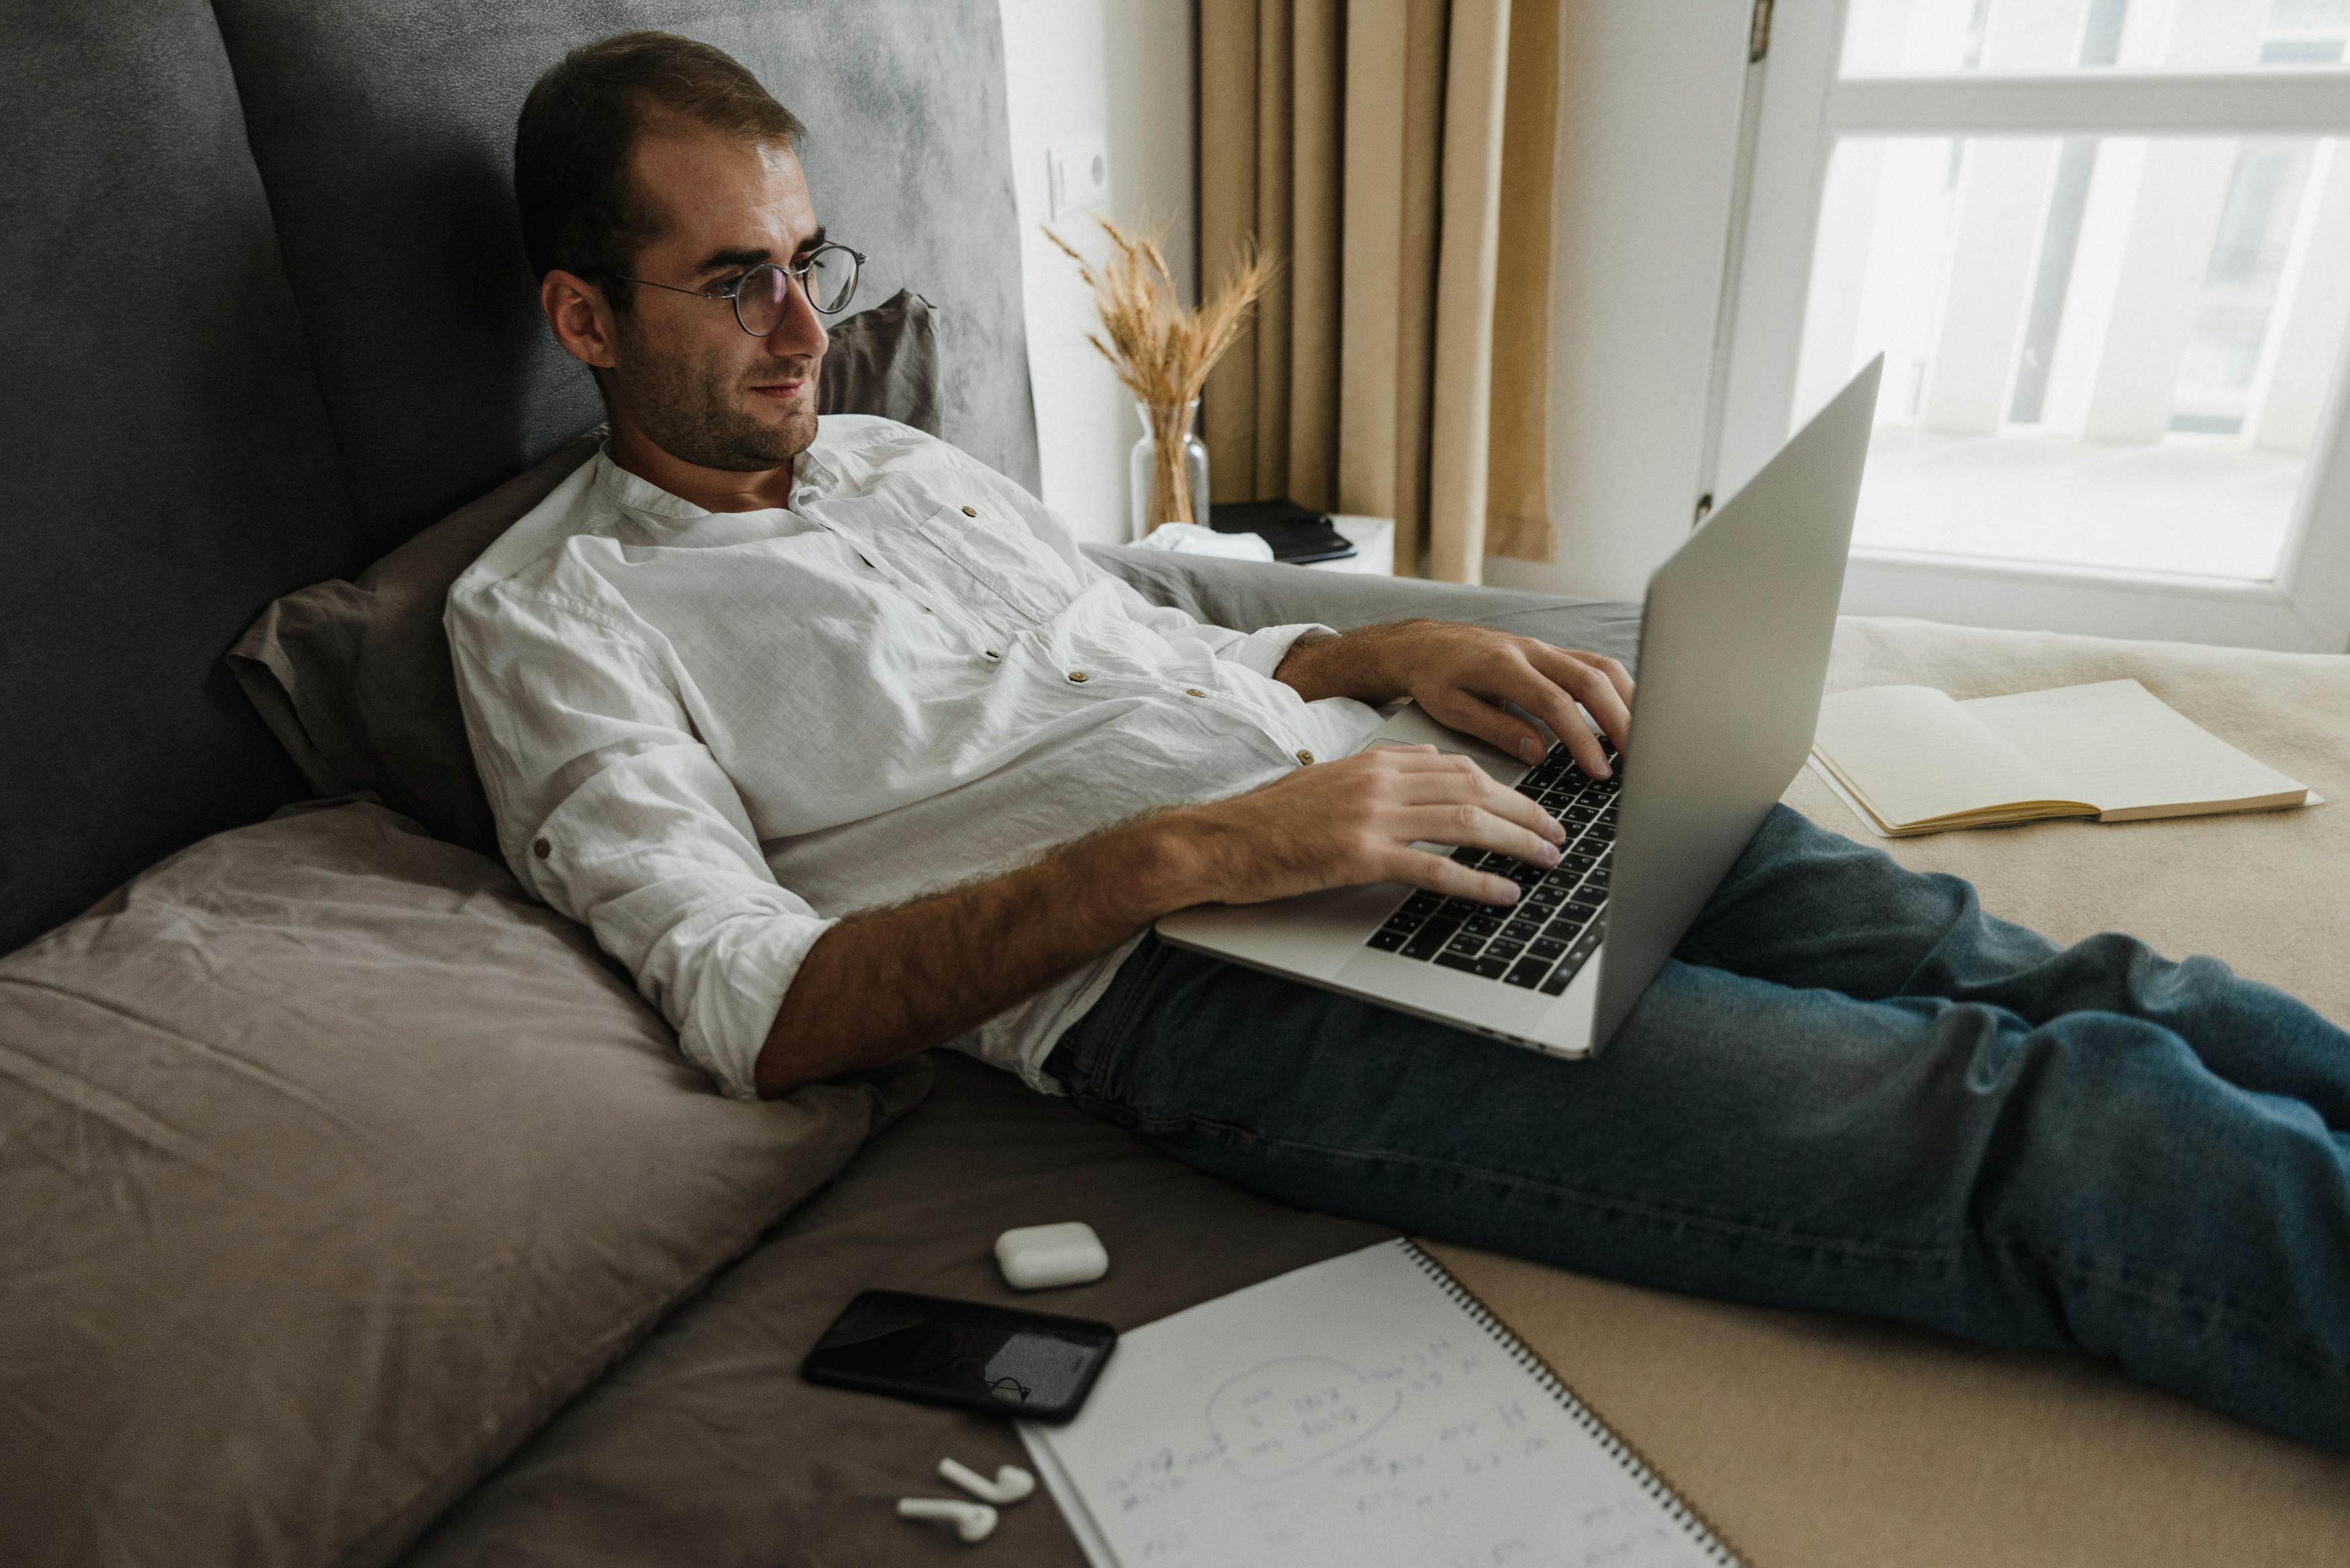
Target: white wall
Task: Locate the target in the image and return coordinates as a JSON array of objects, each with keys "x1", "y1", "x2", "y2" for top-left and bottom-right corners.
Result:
[
  {"x1": 1485, "y1": 1, "x2": 1752, "y2": 601},
  {"x1": 999, "y1": 0, "x2": 1198, "y2": 545}
]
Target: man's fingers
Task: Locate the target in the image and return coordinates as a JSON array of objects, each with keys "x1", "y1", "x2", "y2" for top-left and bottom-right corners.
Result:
[
  {"x1": 1418, "y1": 690, "x2": 1555, "y2": 771},
  {"x1": 1509, "y1": 652, "x2": 1627, "y2": 771},
  {"x1": 1385, "y1": 847, "x2": 1521, "y2": 906},
  {"x1": 1569, "y1": 649, "x2": 1636, "y2": 712},
  {"x1": 1536, "y1": 647, "x2": 1634, "y2": 750},
  {"x1": 1392, "y1": 765, "x2": 1564, "y2": 842},
  {"x1": 1477, "y1": 662, "x2": 1610, "y2": 780},
  {"x1": 1394, "y1": 803, "x2": 1561, "y2": 870}
]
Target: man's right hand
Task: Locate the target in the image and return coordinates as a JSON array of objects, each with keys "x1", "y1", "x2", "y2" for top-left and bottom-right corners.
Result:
[{"x1": 1144, "y1": 744, "x2": 1565, "y2": 912}]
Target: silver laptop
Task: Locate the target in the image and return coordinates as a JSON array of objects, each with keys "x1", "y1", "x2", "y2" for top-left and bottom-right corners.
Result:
[{"x1": 1155, "y1": 358, "x2": 1883, "y2": 1058}]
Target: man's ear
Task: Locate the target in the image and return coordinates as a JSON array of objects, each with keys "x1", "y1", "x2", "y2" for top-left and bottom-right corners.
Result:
[{"x1": 541, "y1": 270, "x2": 620, "y2": 371}]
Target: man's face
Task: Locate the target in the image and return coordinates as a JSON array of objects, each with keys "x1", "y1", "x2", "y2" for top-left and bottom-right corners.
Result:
[{"x1": 602, "y1": 122, "x2": 829, "y2": 472}]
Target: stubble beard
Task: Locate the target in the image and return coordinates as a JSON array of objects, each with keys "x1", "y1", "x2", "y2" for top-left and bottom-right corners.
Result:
[{"x1": 618, "y1": 326, "x2": 820, "y2": 473}]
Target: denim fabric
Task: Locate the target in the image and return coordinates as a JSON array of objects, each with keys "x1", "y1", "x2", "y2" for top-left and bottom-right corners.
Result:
[{"x1": 1045, "y1": 804, "x2": 2350, "y2": 1453}]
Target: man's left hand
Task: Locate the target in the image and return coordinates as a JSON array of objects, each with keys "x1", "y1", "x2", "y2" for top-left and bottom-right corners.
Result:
[{"x1": 1276, "y1": 620, "x2": 1633, "y2": 779}]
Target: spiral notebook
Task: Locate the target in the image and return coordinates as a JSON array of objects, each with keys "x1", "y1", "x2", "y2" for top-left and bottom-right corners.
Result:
[{"x1": 1019, "y1": 1239, "x2": 1742, "y2": 1568}]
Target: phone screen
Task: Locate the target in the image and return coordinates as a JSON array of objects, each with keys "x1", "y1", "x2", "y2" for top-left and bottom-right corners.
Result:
[{"x1": 800, "y1": 1289, "x2": 1117, "y2": 1424}]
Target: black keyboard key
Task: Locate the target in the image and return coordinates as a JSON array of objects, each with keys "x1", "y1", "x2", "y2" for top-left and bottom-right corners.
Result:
[
  {"x1": 1401, "y1": 920, "x2": 1459, "y2": 960},
  {"x1": 1368, "y1": 928, "x2": 1408, "y2": 951},
  {"x1": 1527, "y1": 885, "x2": 1566, "y2": 908},
  {"x1": 1503, "y1": 959, "x2": 1548, "y2": 988},
  {"x1": 1464, "y1": 915, "x2": 1501, "y2": 936},
  {"x1": 1487, "y1": 938, "x2": 1525, "y2": 961},
  {"x1": 1502, "y1": 919, "x2": 1542, "y2": 942},
  {"x1": 1530, "y1": 936, "x2": 1567, "y2": 960},
  {"x1": 1541, "y1": 936, "x2": 1605, "y2": 995},
  {"x1": 1434, "y1": 952, "x2": 1511, "y2": 979},
  {"x1": 1402, "y1": 892, "x2": 1442, "y2": 916},
  {"x1": 1443, "y1": 932, "x2": 1486, "y2": 957}
]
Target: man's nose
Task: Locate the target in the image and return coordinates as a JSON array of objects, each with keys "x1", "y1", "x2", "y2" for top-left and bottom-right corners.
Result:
[{"x1": 767, "y1": 274, "x2": 828, "y2": 361}]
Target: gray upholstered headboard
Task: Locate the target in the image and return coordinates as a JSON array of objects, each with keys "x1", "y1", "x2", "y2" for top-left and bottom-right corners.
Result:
[{"x1": 0, "y1": 1, "x2": 1037, "y2": 954}]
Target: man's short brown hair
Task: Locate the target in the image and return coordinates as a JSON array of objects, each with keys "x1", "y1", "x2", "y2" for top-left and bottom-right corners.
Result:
[{"x1": 514, "y1": 31, "x2": 805, "y2": 311}]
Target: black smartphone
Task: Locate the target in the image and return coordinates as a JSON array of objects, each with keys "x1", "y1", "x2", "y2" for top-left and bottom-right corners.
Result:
[{"x1": 800, "y1": 1289, "x2": 1118, "y2": 1424}]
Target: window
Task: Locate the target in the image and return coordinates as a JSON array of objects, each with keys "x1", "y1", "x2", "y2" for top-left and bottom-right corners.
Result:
[{"x1": 1717, "y1": 0, "x2": 2350, "y2": 650}]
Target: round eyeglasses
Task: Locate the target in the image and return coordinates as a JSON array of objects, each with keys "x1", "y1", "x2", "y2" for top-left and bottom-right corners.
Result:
[{"x1": 597, "y1": 241, "x2": 864, "y2": 335}]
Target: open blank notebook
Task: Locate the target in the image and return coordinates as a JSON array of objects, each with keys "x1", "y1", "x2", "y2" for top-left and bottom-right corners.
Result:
[
  {"x1": 1019, "y1": 1240, "x2": 1740, "y2": 1568},
  {"x1": 1810, "y1": 678, "x2": 2312, "y2": 837}
]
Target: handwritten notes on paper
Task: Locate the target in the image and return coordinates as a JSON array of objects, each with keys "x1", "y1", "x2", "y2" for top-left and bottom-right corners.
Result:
[{"x1": 1023, "y1": 1242, "x2": 1730, "y2": 1568}]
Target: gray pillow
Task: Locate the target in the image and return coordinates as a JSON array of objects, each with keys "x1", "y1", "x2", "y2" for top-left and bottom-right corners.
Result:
[
  {"x1": 230, "y1": 431, "x2": 604, "y2": 854},
  {"x1": 816, "y1": 287, "x2": 942, "y2": 434},
  {"x1": 0, "y1": 799, "x2": 929, "y2": 1568}
]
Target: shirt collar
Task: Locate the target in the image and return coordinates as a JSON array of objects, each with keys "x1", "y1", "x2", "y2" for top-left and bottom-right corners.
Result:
[{"x1": 593, "y1": 430, "x2": 840, "y2": 521}]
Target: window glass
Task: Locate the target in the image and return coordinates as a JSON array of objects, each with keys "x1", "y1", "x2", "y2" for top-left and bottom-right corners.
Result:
[
  {"x1": 1839, "y1": 0, "x2": 2349, "y2": 77},
  {"x1": 1797, "y1": 134, "x2": 2345, "y2": 579}
]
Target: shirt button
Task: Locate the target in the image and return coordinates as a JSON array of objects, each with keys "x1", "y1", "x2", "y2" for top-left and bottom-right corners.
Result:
[
  {"x1": 961, "y1": 505, "x2": 978, "y2": 518},
  {"x1": 1185, "y1": 687, "x2": 1205, "y2": 697},
  {"x1": 1067, "y1": 670, "x2": 1089, "y2": 683},
  {"x1": 1295, "y1": 749, "x2": 1316, "y2": 765},
  {"x1": 532, "y1": 837, "x2": 552, "y2": 859}
]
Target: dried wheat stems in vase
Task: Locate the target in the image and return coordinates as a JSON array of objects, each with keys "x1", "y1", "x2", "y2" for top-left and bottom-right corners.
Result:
[{"x1": 1046, "y1": 216, "x2": 1272, "y2": 527}]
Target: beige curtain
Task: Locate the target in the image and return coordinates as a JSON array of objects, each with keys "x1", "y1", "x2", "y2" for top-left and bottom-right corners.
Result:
[{"x1": 1200, "y1": 0, "x2": 1562, "y2": 581}]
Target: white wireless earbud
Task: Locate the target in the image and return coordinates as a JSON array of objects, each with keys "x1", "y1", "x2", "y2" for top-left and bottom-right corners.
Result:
[
  {"x1": 939, "y1": 1456, "x2": 1037, "y2": 1505},
  {"x1": 896, "y1": 1498, "x2": 999, "y2": 1543}
]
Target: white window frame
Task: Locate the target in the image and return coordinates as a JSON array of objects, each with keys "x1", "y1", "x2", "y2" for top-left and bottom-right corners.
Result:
[{"x1": 1713, "y1": 1, "x2": 2350, "y2": 652}]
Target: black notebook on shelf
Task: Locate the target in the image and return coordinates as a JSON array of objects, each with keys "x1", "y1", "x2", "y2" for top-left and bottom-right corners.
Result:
[{"x1": 1209, "y1": 498, "x2": 1358, "y2": 565}]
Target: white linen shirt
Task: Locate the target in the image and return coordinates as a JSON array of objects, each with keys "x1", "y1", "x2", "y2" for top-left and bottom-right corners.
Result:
[{"x1": 446, "y1": 415, "x2": 1381, "y2": 1099}]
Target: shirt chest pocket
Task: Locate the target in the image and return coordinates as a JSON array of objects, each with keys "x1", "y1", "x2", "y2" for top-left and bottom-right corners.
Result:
[{"x1": 914, "y1": 504, "x2": 1080, "y2": 623}]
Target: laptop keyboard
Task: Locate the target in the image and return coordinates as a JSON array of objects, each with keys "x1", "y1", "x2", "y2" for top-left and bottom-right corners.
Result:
[{"x1": 1362, "y1": 739, "x2": 1619, "y2": 997}]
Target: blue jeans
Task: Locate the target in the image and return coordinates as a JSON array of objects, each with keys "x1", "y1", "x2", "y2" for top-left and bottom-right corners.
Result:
[{"x1": 1045, "y1": 805, "x2": 2350, "y2": 1453}]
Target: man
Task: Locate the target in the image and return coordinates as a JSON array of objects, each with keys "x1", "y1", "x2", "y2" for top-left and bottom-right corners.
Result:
[{"x1": 451, "y1": 31, "x2": 2350, "y2": 1454}]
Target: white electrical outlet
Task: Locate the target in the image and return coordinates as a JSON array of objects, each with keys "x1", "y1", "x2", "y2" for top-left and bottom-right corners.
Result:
[{"x1": 1048, "y1": 134, "x2": 1110, "y2": 221}]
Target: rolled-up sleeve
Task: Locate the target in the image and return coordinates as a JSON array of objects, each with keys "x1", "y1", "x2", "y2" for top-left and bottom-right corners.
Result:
[{"x1": 447, "y1": 581, "x2": 829, "y2": 1098}]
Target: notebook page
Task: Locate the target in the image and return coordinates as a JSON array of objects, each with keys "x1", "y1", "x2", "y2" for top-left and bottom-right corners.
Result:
[
  {"x1": 1022, "y1": 1241, "x2": 1730, "y2": 1568},
  {"x1": 1812, "y1": 685, "x2": 2078, "y2": 828},
  {"x1": 1960, "y1": 679, "x2": 2309, "y2": 817}
]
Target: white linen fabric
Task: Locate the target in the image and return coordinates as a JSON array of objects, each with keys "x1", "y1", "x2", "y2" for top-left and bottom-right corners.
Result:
[{"x1": 446, "y1": 416, "x2": 1378, "y2": 1097}]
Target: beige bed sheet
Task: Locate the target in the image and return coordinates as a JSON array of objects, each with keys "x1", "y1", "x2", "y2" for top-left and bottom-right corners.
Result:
[{"x1": 1429, "y1": 616, "x2": 2350, "y2": 1567}]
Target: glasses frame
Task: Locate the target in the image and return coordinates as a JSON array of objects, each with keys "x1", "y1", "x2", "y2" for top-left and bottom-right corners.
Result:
[{"x1": 593, "y1": 241, "x2": 865, "y2": 335}]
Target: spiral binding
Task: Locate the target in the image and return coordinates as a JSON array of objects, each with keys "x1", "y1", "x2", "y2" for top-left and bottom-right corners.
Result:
[{"x1": 1399, "y1": 1240, "x2": 1749, "y2": 1568}]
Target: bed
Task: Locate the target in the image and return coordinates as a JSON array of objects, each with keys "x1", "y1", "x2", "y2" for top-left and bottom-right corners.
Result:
[{"x1": 5, "y1": 4, "x2": 2347, "y2": 1566}]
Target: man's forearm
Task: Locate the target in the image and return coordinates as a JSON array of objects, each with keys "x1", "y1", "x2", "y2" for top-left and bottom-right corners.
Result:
[
  {"x1": 753, "y1": 721, "x2": 1576, "y2": 1097},
  {"x1": 753, "y1": 814, "x2": 1203, "y2": 1097},
  {"x1": 1272, "y1": 621, "x2": 1423, "y2": 705}
]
